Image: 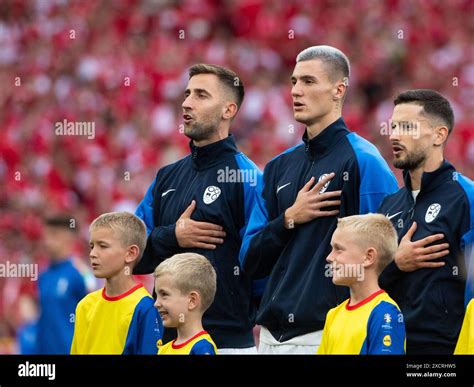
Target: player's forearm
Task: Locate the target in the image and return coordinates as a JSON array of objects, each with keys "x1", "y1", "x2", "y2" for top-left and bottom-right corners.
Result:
[
  {"x1": 133, "y1": 224, "x2": 179, "y2": 274},
  {"x1": 242, "y1": 213, "x2": 294, "y2": 279}
]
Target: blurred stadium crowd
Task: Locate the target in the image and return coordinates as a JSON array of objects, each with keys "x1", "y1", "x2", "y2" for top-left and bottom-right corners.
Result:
[{"x1": 0, "y1": 0, "x2": 473, "y2": 352}]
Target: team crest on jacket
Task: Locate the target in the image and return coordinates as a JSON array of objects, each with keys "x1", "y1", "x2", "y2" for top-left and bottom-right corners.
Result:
[
  {"x1": 425, "y1": 203, "x2": 441, "y2": 223},
  {"x1": 203, "y1": 186, "x2": 221, "y2": 204},
  {"x1": 318, "y1": 174, "x2": 331, "y2": 193}
]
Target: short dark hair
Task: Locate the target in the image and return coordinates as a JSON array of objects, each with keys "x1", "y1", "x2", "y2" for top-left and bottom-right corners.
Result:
[
  {"x1": 394, "y1": 89, "x2": 454, "y2": 135},
  {"x1": 188, "y1": 64, "x2": 244, "y2": 109},
  {"x1": 44, "y1": 215, "x2": 77, "y2": 232}
]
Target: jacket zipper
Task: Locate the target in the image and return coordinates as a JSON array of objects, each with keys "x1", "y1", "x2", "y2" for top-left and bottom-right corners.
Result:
[
  {"x1": 303, "y1": 160, "x2": 315, "y2": 183},
  {"x1": 271, "y1": 156, "x2": 315, "y2": 341},
  {"x1": 181, "y1": 171, "x2": 199, "y2": 211},
  {"x1": 404, "y1": 188, "x2": 420, "y2": 235}
]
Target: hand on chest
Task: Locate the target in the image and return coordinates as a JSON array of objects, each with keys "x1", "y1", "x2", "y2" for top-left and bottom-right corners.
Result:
[
  {"x1": 274, "y1": 165, "x2": 351, "y2": 211},
  {"x1": 387, "y1": 199, "x2": 456, "y2": 243},
  {"x1": 158, "y1": 174, "x2": 234, "y2": 226}
]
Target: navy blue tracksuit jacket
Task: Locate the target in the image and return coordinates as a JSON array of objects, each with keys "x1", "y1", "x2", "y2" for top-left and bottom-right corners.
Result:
[
  {"x1": 134, "y1": 135, "x2": 262, "y2": 348},
  {"x1": 379, "y1": 161, "x2": 474, "y2": 354},
  {"x1": 239, "y1": 117, "x2": 398, "y2": 342}
]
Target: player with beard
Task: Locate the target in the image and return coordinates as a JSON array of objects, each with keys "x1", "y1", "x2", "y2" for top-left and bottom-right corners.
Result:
[
  {"x1": 378, "y1": 89, "x2": 474, "y2": 354},
  {"x1": 134, "y1": 64, "x2": 262, "y2": 353}
]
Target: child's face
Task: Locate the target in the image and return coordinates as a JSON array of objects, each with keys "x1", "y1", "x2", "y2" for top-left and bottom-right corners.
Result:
[
  {"x1": 44, "y1": 226, "x2": 74, "y2": 260},
  {"x1": 89, "y1": 227, "x2": 128, "y2": 279},
  {"x1": 154, "y1": 274, "x2": 190, "y2": 328},
  {"x1": 326, "y1": 227, "x2": 366, "y2": 286}
]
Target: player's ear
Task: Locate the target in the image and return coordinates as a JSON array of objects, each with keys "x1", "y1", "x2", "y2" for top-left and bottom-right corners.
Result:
[
  {"x1": 188, "y1": 291, "x2": 200, "y2": 311},
  {"x1": 333, "y1": 82, "x2": 347, "y2": 101},
  {"x1": 433, "y1": 125, "x2": 449, "y2": 147},
  {"x1": 333, "y1": 80, "x2": 347, "y2": 101},
  {"x1": 222, "y1": 101, "x2": 238, "y2": 121}
]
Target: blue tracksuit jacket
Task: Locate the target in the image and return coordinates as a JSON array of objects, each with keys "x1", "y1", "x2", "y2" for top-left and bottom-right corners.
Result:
[
  {"x1": 134, "y1": 135, "x2": 262, "y2": 348},
  {"x1": 240, "y1": 117, "x2": 398, "y2": 342},
  {"x1": 378, "y1": 160, "x2": 474, "y2": 354}
]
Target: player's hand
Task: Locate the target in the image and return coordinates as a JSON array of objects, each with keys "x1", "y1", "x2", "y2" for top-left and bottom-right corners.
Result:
[
  {"x1": 175, "y1": 200, "x2": 226, "y2": 249},
  {"x1": 394, "y1": 222, "x2": 449, "y2": 272},
  {"x1": 284, "y1": 173, "x2": 341, "y2": 229}
]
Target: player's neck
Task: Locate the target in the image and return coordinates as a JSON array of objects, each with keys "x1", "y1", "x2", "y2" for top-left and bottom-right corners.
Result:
[
  {"x1": 306, "y1": 112, "x2": 342, "y2": 140},
  {"x1": 348, "y1": 281, "x2": 381, "y2": 307},
  {"x1": 50, "y1": 255, "x2": 70, "y2": 263},
  {"x1": 175, "y1": 319, "x2": 204, "y2": 345},
  {"x1": 408, "y1": 154, "x2": 443, "y2": 191},
  {"x1": 104, "y1": 274, "x2": 137, "y2": 298},
  {"x1": 191, "y1": 127, "x2": 229, "y2": 147}
]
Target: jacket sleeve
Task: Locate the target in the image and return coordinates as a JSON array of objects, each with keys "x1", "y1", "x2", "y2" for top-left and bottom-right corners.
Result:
[
  {"x1": 239, "y1": 162, "x2": 295, "y2": 280},
  {"x1": 234, "y1": 154, "x2": 268, "y2": 296},
  {"x1": 354, "y1": 145, "x2": 399, "y2": 214},
  {"x1": 377, "y1": 197, "x2": 405, "y2": 290},
  {"x1": 457, "y1": 173, "x2": 474, "y2": 306},
  {"x1": 134, "y1": 173, "x2": 180, "y2": 274},
  {"x1": 461, "y1": 229, "x2": 474, "y2": 305}
]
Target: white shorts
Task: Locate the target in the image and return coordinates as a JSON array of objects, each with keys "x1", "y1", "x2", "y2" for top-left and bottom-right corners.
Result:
[
  {"x1": 217, "y1": 346, "x2": 258, "y2": 355},
  {"x1": 258, "y1": 326, "x2": 323, "y2": 354}
]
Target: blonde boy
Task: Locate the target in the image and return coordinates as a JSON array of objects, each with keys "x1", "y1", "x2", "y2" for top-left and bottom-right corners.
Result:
[
  {"x1": 318, "y1": 214, "x2": 406, "y2": 354},
  {"x1": 154, "y1": 253, "x2": 217, "y2": 355},
  {"x1": 71, "y1": 212, "x2": 163, "y2": 354}
]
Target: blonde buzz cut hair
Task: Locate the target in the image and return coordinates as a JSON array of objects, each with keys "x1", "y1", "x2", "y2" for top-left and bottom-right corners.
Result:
[
  {"x1": 337, "y1": 214, "x2": 398, "y2": 273},
  {"x1": 153, "y1": 253, "x2": 217, "y2": 312},
  {"x1": 89, "y1": 212, "x2": 147, "y2": 261}
]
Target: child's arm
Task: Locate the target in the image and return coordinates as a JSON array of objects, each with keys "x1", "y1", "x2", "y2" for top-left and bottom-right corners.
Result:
[
  {"x1": 70, "y1": 302, "x2": 85, "y2": 354},
  {"x1": 316, "y1": 310, "x2": 332, "y2": 354},
  {"x1": 124, "y1": 296, "x2": 163, "y2": 355},
  {"x1": 366, "y1": 301, "x2": 405, "y2": 355},
  {"x1": 454, "y1": 299, "x2": 473, "y2": 354},
  {"x1": 189, "y1": 339, "x2": 217, "y2": 355}
]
